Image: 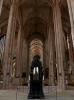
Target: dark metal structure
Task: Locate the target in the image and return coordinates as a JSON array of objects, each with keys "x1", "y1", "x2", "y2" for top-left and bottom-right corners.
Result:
[{"x1": 28, "y1": 55, "x2": 45, "y2": 99}]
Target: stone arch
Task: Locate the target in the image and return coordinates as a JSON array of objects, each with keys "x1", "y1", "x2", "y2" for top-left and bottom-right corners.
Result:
[
  {"x1": 24, "y1": 17, "x2": 48, "y2": 39},
  {"x1": 29, "y1": 38, "x2": 43, "y2": 66}
]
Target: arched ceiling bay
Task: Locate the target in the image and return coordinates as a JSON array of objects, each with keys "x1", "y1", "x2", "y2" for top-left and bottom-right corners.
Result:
[
  {"x1": 0, "y1": 0, "x2": 71, "y2": 38},
  {"x1": 20, "y1": 0, "x2": 52, "y2": 40},
  {"x1": 23, "y1": 17, "x2": 48, "y2": 40}
]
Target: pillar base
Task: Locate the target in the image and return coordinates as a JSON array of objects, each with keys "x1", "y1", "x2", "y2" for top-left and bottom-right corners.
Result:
[
  {"x1": 12, "y1": 77, "x2": 22, "y2": 87},
  {"x1": 57, "y1": 85, "x2": 65, "y2": 92}
]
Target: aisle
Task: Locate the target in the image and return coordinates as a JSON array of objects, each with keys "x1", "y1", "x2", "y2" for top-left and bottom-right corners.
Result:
[{"x1": 0, "y1": 86, "x2": 74, "y2": 100}]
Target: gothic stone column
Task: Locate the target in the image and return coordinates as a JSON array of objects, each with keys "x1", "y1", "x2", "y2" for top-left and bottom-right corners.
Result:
[
  {"x1": 0, "y1": 0, "x2": 3, "y2": 15},
  {"x1": 67, "y1": 0, "x2": 74, "y2": 83},
  {"x1": 67, "y1": 33, "x2": 74, "y2": 67},
  {"x1": 43, "y1": 38, "x2": 49, "y2": 85},
  {"x1": 3, "y1": 1, "x2": 17, "y2": 88},
  {"x1": 15, "y1": 27, "x2": 23, "y2": 86},
  {"x1": 45, "y1": 38, "x2": 49, "y2": 68},
  {"x1": 67, "y1": 0, "x2": 74, "y2": 46},
  {"x1": 22, "y1": 39, "x2": 28, "y2": 83},
  {"x1": 48, "y1": 27, "x2": 55, "y2": 86},
  {"x1": 52, "y1": 0, "x2": 65, "y2": 91},
  {"x1": 67, "y1": 33, "x2": 74, "y2": 81}
]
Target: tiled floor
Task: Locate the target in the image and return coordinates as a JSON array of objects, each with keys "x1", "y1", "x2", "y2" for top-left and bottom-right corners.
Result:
[{"x1": 0, "y1": 86, "x2": 74, "y2": 100}]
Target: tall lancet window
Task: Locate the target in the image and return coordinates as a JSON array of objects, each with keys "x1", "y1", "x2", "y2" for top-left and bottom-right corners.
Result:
[{"x1": 0, "y1": 35, "x2": 6, "y2": 64}]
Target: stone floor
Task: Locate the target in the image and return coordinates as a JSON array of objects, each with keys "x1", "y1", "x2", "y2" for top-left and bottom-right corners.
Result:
[{"x1": 0, "y1": 86, "x2": 74, "y2": 100}]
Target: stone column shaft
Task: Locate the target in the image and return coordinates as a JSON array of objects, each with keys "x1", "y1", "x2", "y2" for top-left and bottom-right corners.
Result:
[
  {"x1": 52, "y1": 0, "x2": 65, "y2": 90},
  {"x1": 0, "y1": 0, "x2": 3, "y2": 15},
  {"x1": 45, "y1": 39, "x2": 48, "y2": 68},
  {"x1": 67, "y1": 0, "x2": 74, "y2": 82},
  {"x1": 22, "y1": 40, "x2": 28, "y2": 83},
  {"x1": 16, "y1": 27, "x2": 23, "y2": 85},
  {"x1": 67, "y1": 0, "x2": 74, "y2": 46},
  {"x1": 22, "y1": 40, "x2": 27, "y2": 73},
  {"x1": 67, "y1": 34, "x2": 74, "y2": 81},
  {"x1": 67, "y1": 34, "x2": 74, "y2": 65},
  {"x1": 3, "y1": 1, "x2": 17, "y2": 88},
  {"x1": 48, "y1": 28, "x2": 55, "y2": 85}
]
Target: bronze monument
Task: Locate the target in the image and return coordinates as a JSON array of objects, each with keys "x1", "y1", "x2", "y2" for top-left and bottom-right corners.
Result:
[{"x1": 28, "y1": 55, "x2": 45, "y2": 99}]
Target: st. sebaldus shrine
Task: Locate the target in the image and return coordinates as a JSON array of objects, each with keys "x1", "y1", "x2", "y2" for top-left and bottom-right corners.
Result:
[{"x1": 0, "y1": 0, "x2": 74, "y2": 99}]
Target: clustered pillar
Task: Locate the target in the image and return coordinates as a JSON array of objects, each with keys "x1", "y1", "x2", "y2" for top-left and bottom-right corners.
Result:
[
  {"x1": 0, "y1": 0, "x2": 3, "y2": 15},
  {"x1": 52, "y1": 0, "x2": 65, "y2": 91},
  {"x1": 67, "y1": 0, "x2": 74, "y2": 46},
  {"x1": 16, "y1": 27, "x2": 23, "y2": 85},
  {"x1": 3, "y1": 0, "x2": 17, "y2": 88},
  {"x1": 48, "y1": 27, "x2": 55, "y2": 86},
  {"x1": 67, "y1": 33, "x2": 74, "y2": 81},
  {"x1": 22, "y1": 40, "x2": 28, "y2": 81},
  {"x1": 67, "y1": 0, "x2": 74, "y2": 83}
]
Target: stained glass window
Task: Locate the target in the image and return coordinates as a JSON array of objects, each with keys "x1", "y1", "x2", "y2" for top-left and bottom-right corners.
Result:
[{"x1": 0, "y1": 35, "x2": 6, "y2": 64}]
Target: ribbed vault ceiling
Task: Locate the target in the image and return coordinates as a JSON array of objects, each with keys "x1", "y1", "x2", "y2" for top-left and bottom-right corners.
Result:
[{"x1": 0, "y1": 0, "x2": 71, "y2": 39}]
